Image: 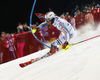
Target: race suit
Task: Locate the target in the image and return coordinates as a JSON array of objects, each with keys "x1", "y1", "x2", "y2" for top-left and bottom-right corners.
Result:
[{"x1": 39, "y1": 16, "x2": 75, "y2": 46}]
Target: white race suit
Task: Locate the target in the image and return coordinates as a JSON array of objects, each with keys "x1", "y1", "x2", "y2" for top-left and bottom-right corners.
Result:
[{"x1": 39, "y1": 16, "x2": 75, "y2": 46}]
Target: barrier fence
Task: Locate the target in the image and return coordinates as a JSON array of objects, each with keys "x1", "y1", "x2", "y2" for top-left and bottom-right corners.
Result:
[
  {"x1": 0, "y1": 26, "x2": 60, "y2": 63},
  {"x1": 0, "y1": 8, "x2": 100, "y2": 64}
]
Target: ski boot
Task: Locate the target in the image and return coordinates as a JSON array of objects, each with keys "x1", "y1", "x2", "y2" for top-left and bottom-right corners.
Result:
[
  {"x1": 43, "y1": 44, "x2": 58, "y2": 58},
  {"x1": 62, "y1": 41, "x2": 68, "y2": 49},
  {"x1": 61, "y1": 41, "x2": 72, "y2": 51}
]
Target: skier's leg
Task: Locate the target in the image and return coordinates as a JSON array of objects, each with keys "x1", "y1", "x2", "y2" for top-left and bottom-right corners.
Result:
[
  {"x1": 62, "y1": 27, "x2": 75, "y2": 49},
  {"x1": 43, "y1": 32, "x2": 69, "y2": 57}
]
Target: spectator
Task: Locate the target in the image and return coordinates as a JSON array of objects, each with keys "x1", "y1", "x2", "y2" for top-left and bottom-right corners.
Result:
[
  {"x1": 75, "y1": 5, "x2": 79, "y2": 10},
  {"x1": 80, "y1": 12, "x2": 83, "y2": 15},
  {"x1": 76, "y1": 10, "x2": 81, "y2": 16},
  {"x1": 84, "y1": 4, "x2": 92, "y2": 12},
  {"x1": 66, "y1": 15, "x2": 71, "y2": 23},
  {"x1": 95, "y1": 4, "x2": 100, "y2": 8},
  {"x1": 0, "y1": 31, "x2": 6, "y2": 40},
  {"x1": 62, "y1": 13, "x2": 65, "y2": 16},
  {"x1": 74, "y1": 8, "x2": 78, "y2": 17},
  {"x1": 17, "y1": 22, "x2": 23, "y2": 33},
  {"x1": 1, "y1": 31, "x2": 6, "y2": 37},
  {"x1": 22, "y1": 23, "x2": 30, "y2": 32},
  {"x1": 68, "y1": 15, "x2": 71, "y2": 18},
  {"x1": 85, "y1": 10, "x2": 94, "y2": 25},
  {"x1": 60, "y1": 14, "x2": 65, "y2": 19},
  {"x1": 65, "y1": 12, "x2": 69, "y2": 17},
  {"x1": 83, "y1": 9, "x2": 87, "y2": 13}
]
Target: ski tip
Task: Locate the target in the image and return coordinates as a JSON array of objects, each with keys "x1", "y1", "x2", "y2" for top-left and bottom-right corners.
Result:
[
  {"x1": 19, "y1": 63, "x2": 25, "y2": 68},
  {"x1": 19, "y1": 61, "x2": 32, "y2": 68}
]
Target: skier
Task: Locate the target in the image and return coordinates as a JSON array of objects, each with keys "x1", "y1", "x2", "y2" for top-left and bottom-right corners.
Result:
[
  {"x1": 38, "y1": 11, "x2": 75, "y2": 57},
  {"x1": 19, "y1": 12, "x2": 75, "y2": 67}
]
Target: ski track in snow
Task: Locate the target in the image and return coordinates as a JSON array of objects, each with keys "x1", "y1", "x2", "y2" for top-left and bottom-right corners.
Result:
[{"x1": 0, "y1": 24, "x2": 100, "y2": 80}]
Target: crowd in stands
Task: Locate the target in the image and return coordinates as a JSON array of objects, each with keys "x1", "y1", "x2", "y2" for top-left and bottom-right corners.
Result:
[
  {"x1": 0, "y1": 1, "x2": 100, "y2": 38},
  {"x1": 0, "y1": 22, "x2": 39, "y2": 38},
  {"x1": 17, "y1": 22, "x2": 39, "y2": 34},
  {"x1": 60, "y1": 1, "x2": 100, "y2": 18}
]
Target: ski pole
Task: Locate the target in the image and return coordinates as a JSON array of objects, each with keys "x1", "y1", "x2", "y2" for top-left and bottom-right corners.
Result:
[
  {"x1": 72, "y1": 34, "x2": 100, "y2": 45},
  {"x1": 40, "y1": 29, "x2": 46, "y2": 42},
  {"x1": 7, "y1": 37, "x2": 16, "y2": 59}
]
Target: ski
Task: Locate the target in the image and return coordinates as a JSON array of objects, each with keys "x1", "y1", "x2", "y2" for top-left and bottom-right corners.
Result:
[
  {"x1": 19, "y1": 51, "x2": 58, "y2": 68},
  {"x1": 19, "y1": 47, "x2": 59, "y2": 68},
  {"x1": 19, "y1": 46, "x2": 69, "y2": 68},
  {"x1": 19, "y1": 44, "x2": 75, "y2": 68},
  {"x1": 19, "y1": 57, "x2": 44, "y2": 68},
  {"x1": 19, "y1": 49, "x2": 60, "y2": 68}
]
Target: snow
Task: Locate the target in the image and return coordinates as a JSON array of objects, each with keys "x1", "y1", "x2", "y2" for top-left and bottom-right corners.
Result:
[{"x1": 0, "y1": 23, "x2": 100, "y2": 80}]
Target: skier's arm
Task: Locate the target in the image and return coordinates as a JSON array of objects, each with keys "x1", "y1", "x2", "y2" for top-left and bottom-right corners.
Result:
[
  {"x1": 37, "y1": 21, "x2": 49, "y2": 29},
  {"x1": 36, "y1": 21, "x2": 50, "y2": 42},
  {"x1": 32, "y1": 21, "x2": 49, "y2": 33}
]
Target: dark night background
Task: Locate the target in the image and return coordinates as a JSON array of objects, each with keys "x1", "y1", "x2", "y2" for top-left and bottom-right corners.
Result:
[{"x1": 0, "y1": 0, "x2": 99, "y2": 34}]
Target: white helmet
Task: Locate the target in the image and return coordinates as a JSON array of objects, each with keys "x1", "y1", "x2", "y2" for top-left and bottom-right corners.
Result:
[{"x1": 45, "y1": 12, "x2": 55, "y2": 22}]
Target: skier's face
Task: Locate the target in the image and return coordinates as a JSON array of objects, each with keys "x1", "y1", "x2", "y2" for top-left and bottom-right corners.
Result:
[{"x1": 47, "y1": 20, "x2": 52, "y2": 25}]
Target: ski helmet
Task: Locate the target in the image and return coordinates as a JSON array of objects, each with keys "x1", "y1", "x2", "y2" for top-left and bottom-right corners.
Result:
[{"x1": 45, "y1": 12, "x2": 55, "y2": 22}]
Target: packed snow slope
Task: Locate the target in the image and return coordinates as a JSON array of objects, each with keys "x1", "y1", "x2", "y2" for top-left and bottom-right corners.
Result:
[{"x1": 0, "y1": 24, "x2": 100, "y2": 80}]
